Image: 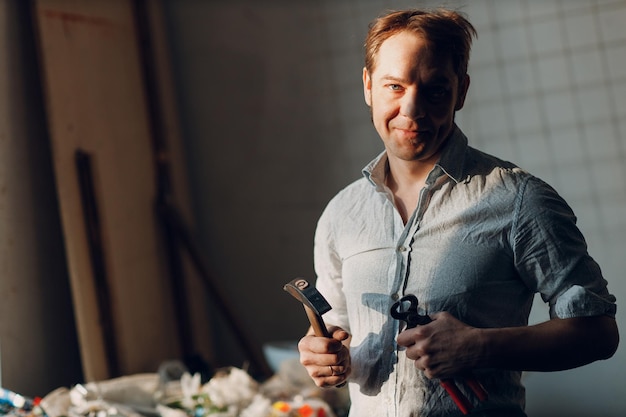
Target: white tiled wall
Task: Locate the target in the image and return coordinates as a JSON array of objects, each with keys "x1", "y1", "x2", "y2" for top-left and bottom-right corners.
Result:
[{"x1": 462, "y1": 1, "x2": 626, "y2": 253}]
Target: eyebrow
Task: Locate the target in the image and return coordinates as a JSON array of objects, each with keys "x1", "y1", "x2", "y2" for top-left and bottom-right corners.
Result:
[
  {"x1": 379, "y1": 75, "x2": 411, "y2": 85},
  {"x1": 379, "y1": 74, "x2": 453, "y2": 85},
  {"x1": 380, "y1": 75, "x2": 406, "y2": 83}
]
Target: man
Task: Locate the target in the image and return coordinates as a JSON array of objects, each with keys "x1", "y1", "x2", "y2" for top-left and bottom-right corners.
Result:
[{"x1": 297, "y1": 8, "x2": 619, "y2": 417}]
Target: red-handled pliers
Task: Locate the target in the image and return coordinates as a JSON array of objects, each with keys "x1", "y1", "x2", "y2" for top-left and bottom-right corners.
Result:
[{"x1": 390, "y1": 294, "x2": 488, "y2": 415}]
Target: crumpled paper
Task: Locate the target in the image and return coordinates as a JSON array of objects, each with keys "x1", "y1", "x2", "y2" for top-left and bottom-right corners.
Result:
[
  {"x1": 40, "y1": 363, "x2": 345, "y2": 417},
  {"x1": 41, "y1": 374, "x2": 160, "y2": 417}
]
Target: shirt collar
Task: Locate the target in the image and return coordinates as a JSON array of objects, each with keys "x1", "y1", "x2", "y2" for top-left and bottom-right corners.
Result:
[
  {"x1": 435, "y1": 125, "x2": 469, "y2": 184},
  {"x1": 362, "y1": 124, "x2": 469, "y2": 187},
  {"x1": 362, "y1": 151, "x2": 388, "y2": 190}
]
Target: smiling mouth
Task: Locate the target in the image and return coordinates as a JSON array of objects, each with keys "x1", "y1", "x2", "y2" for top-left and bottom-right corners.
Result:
[{"x1": 397, "y1": 128, "x2": 430, "y2": 138}]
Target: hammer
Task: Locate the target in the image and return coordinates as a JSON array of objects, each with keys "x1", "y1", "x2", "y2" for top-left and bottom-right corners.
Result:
[
  {"x1": 284, "y1": 278, "x2": 348, "y2": 388},
  {"x1": 283, "y1": 278, "x2": 331, "y2": 337}
]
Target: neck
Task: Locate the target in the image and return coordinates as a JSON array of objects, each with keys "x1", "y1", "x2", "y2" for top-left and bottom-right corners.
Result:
[
  {"x1": 386, "y1": 154, "x2": 437, "y2": 190},
  {"x1": 385, "y1": 158, "x2": 436, "y2": 224}
]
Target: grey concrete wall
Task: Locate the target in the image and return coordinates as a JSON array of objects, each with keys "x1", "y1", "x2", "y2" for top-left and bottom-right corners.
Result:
[{"x1": 161, "y1": 0, "x2": 372, "y2": 366}]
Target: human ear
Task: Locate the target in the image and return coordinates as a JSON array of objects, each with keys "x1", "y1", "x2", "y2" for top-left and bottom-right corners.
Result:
[
  {"x1": 455, "y1": 74, "x2": 470, "y2": 111},
  {"x1": 363, "y1": 67, "x2": 372, "y2": 107}
]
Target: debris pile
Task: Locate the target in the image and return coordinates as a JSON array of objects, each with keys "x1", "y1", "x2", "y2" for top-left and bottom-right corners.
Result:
[
  {"x1": 1, "y1": 388, "x2": 43, "y2": 417},
  {"x1": 30, "y1": 360, "x2": 349, "y2": 417}
]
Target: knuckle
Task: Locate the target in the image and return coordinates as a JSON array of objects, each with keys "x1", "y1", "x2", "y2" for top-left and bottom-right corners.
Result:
[
  {"x1": 313, "y1": 378, "x2": 326, "y2": 388},
  {"x1": 300, "y1": 355, "x2": 314, "y2": 367},
  {"x1": 297, "y1": 341, "x2": 306, "y2": 353}
]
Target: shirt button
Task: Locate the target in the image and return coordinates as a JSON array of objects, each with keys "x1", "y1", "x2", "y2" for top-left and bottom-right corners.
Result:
[
  {"x1": 398, "y1": 245, "x2": 406, "y2": 252},
  {"x1": 392, "y1": 293, "x2": 400, "y2": 301}
]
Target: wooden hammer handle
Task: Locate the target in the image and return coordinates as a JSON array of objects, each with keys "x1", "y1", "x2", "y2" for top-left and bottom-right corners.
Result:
[{"x1": 304, "y1": 304, "x2": 331, "y2": 337}]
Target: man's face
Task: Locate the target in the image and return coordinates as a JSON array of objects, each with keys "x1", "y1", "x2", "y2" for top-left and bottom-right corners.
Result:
[{"x1": 363, "y1": 31, "x2": 469, "y2": 165}]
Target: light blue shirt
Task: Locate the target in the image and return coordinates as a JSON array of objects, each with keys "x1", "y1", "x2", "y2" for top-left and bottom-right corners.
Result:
[{"x1": 314, "y1": 126, "x2": 616, "y2": 417}]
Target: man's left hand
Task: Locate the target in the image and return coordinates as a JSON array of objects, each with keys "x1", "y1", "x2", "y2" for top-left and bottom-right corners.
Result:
[{"x1": 396, "y1": 311, "x2": 483, "y2": 379}]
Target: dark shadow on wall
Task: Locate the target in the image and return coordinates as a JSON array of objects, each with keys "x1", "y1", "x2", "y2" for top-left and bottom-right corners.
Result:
[
  {"x1": 1, "y1": 0, "x2": 83, "y2": 395},
  {"x1": 161, "y1": 0, "x2": 354, "y2": 369}
]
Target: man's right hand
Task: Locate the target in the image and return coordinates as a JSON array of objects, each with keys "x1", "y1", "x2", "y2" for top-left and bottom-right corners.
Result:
[{"x1": 298, "y1": 326, "x2": 351, "y2": 388}]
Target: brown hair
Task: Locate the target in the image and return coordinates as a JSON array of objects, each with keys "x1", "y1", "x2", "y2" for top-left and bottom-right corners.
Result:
[{"x1": 364, "y1": 8, "x2": 477, "y2": 79}]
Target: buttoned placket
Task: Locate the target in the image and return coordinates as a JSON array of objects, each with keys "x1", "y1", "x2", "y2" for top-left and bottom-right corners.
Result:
[
  {"x1": 392, "y1": 168, "x2": 442, "y2": 304},
  {"x1": 389, "y1": 168, "x2": 443, "y2": 417}
]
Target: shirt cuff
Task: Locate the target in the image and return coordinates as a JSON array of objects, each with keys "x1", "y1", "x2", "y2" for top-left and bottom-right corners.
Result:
[{"x1": 553, "y1": 285, "x2": 617, "y2": 319}]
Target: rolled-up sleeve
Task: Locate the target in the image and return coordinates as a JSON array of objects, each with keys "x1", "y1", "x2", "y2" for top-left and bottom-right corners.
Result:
[
  {"x1": 554, "y1": 284, "x2": 617, "y2": 318},
  {"x1": 512, "y1": 176, "x2": 617, "y2": 319}
]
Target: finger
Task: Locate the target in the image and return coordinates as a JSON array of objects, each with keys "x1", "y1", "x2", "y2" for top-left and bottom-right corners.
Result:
[
  {"x1": 314, "y1": 375, "x2": 347, "y2": 389},
  {"x1": 321, "y1": 368, "x2": 349, "y2": 388},
  {"x1": 318, "y1": 365, "x2": 339, "y2": 378},
  {"x1": 327, "y1": 364, "x2": 348, "y2": 376},
  {"x1": 298, "y1": 334, "x2": 339, "y2": 354},
  {"x1": 328, "y1": 326, "x2": 351, "y2": 341},
  {"x1": 397, "y1": 324, "x2": 430, "y2": 345}
]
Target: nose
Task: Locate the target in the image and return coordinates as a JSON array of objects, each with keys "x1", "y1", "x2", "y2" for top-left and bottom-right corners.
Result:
[{"x1": 400, "y1": 88, "x2": 424, "y2": 120}]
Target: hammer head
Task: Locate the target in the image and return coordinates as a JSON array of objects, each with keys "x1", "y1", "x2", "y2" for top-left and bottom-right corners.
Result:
[{"x1": 283, "y1": 278, "x2": 331, "y2": 316}]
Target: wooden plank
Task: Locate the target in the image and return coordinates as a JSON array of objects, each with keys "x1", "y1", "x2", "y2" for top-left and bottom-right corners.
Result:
[{"x1": 32, "y1": 0, "x2": 182, "y2": 381}]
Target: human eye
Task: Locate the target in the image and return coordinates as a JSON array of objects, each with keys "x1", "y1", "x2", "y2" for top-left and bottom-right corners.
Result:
[
  {"x1": 386, "y1": 83, "x2": 404, "y2": 92},
  {"x1": 426, "y1": 86, "x2": 449, "y2": 102}
]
